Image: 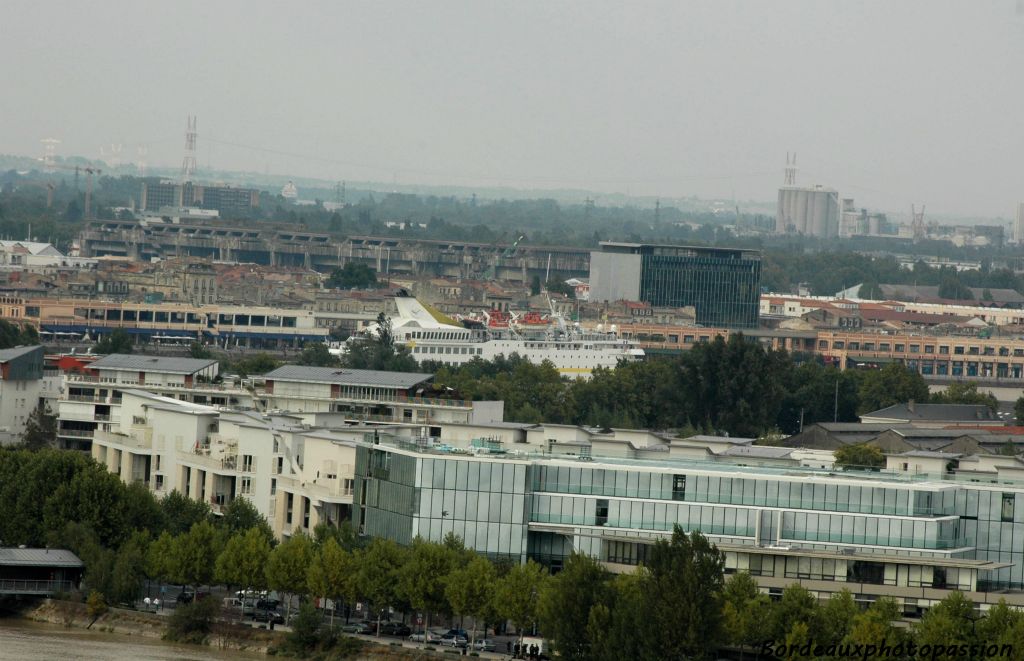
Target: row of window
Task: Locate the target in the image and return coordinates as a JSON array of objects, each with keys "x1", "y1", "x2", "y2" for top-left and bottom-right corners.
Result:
[
  {"x1": 822, "y1": 339, "x2": 1024, "y2": 357},
  {"x1": 66, "y1": 308, "x2": 299, "y2": 327},
  {"x1": 412, "y1": 346, "x2": 484, "y2": 355}
]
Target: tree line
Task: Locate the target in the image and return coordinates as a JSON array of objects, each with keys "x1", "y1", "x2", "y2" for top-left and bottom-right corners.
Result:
[{"x1": 423, "y1": 336, "x2": 957, "y2": 437}]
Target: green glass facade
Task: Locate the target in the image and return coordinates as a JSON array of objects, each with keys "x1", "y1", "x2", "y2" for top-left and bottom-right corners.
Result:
[{"x1": 639, "y1": 248, "x2": 761, "y2": 328}]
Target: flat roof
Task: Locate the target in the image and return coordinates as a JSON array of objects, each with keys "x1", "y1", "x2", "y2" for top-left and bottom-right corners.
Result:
[
  {"x1": 265, "y1": 365, "x2": 432, "y2": 389},
  {"x1": 598, "y1": 241, "x2": 760, "y2": 257},
  {"x1": 89, "y1": 353, "x2": 218, "y2": 375}
]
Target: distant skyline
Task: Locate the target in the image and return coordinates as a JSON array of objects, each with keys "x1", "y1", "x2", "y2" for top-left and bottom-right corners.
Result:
[{"x1": 2, "y1": 1, "x2": 1023, "y2": 217}]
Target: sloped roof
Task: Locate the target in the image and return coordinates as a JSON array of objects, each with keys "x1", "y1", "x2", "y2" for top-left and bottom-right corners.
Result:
[
  {"x1": 862, "y1": 403, "x2": 999, "y2": 423},
  {"x1": 89, "y1": 354, "x2": 218, "y2": 375},
  {"x1": 0, "y1": 345, "x2": 41, "y2": 363},
  {"x1": 0, "y1": 548, "x2": 83, "y2": 568},
  {"x1": 722, "y1": 445, "x2": 795, "y2": 459},
  {"x1": 265, "y1": 365, "x2": 432, "y2": 389}
]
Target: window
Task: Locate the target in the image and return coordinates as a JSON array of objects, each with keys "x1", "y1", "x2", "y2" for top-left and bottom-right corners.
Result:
[
  {"x1": 343, "y1": 478, "x2": 355, "y2": 495},
  {"x1": 924, "y1": 345, "x2": 934, "y2": 353},
  {"x1": 155, "y1": 475, "x2": 164, "y2": 490},
  {"x1": 242, "y1": 454, "x2": 254, "y2": 472},
  {"x1": 271, "y1": 478, "x2": 277, "y2": 495},
  {"x1": 1002, "y1": 493, "x2": 1015, "y2": 522},
  {"x1": 240, "y1": 477, "x2": 252, "y2": 494},
  {"x1": 285, "y1": 492, "x2": 294, "y2": 524},
  {"x1": 596, "y1": 499, "x2": 609, "y2": 526},
  {"x1": 672, "y1": 475, "x2": 687, "y2": 501}
]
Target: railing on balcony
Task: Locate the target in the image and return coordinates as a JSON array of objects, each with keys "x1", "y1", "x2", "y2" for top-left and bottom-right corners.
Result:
[
  {"x1": 58, "y1": 428, "x2": 94, "y2": 438},
  {"x1": 0, "y1": 579, "x2": 76, "y2": 595},
  {"x1": 67, "y1": 374, "x2": 237, "y2": 392}
]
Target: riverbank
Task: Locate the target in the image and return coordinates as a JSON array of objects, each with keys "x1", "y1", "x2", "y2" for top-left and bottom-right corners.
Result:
[
  {"x1": 9, "y1": 599, "x2": 498, "y2": 660},
  {"x1": 17, "y1": 599, "x2": 279, "y2": 654}
]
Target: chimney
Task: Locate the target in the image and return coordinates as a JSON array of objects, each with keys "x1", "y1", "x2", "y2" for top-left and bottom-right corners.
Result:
[{"x1": 907, "y1": 400, "x2": 915, "y2": 413}]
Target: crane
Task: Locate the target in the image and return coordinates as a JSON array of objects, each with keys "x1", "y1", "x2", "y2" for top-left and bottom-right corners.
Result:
[{"x1": 38, "y1": 161, "x2": 102, "y2": 218}]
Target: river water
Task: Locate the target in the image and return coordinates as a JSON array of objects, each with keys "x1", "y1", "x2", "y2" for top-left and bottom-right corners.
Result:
[{"x1": 0, "y1": 619, "x2": 265, "y2": 660}]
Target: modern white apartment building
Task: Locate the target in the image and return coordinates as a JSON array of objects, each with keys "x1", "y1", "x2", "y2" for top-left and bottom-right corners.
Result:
[
  {"x1": 0, "y1": 345, "x2": 44, "y2": 445},
  {"x1": 57, "y1": 354, "x2": 256, "y2": 451},
  {"x1": 261, "y1": 365, "x2": 504, "y2": 427}
]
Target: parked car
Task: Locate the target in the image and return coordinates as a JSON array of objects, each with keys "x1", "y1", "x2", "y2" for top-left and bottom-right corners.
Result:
[
  {"x1": 408, "y1": 631, "x2": 442, "y2": 643},
  {"x1": 472, "y1": 639, "x2": 497, "y2": 652},
  {"x1": 252, "y1": 609, "x2": 285, "y2": 625},
  {"x1": 440, "y1": 632, "x2": 468, "y2": 648},
  {"x1": 380, "y1": 622, "x2": 411, "y2": 637},
  {"x1": 256, "y1": 598, "x2": 280, "y2": 611},
  {"x1": 340, "y1": 621, "x2": 373, "y2": 634}
]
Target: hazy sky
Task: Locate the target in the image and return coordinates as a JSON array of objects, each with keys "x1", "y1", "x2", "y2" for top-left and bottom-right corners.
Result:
[{"x1": 2, "y1": 1, "x2": 1023, "y2": 216}]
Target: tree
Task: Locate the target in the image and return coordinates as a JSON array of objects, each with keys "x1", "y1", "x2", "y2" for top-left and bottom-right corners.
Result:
[
  {"x1": 913, "y1": 591, "x2": 977, "y2": 650},
  {"x1": 397, "y1": 538, "x2": 457, "y2": 639},
  {"x1": 147, "y1": 531, "x2": 177, "y2": 587},
  {"x1": 159, "y1": 490, "x2": 211, "y2": 536},
  {"x1": 94, "y1": 328, "x2": 133, "y2": 354},
  {"x1": 19, "y1": 405, "x2": 56, "y2": 450},
  {"x1": 173, "y1": 520, "x2": 219, "y2": 593},
  {"x1": 855, "y1": 362, "x2": 930, "y2": 414},
  {"x1": 0, "y1": 319, "x2": 38, "y2": 349},
  {"x1": 307, "y1": 537, "x2": 355, "y2": 626},
  {"x1": 265, "y1": 532, "x2": 314, "y2": 621},
  {"x1": 770, "y1": 584, "x2": 819, "y2": 644},
  {"x1": 545, "y1": 279, "x2": 575, "y2": 298},
  {"x1": 640, "y1": 527, "x2": 725, "y2": 660},
  {"x1": 86, "y1": 590, "x2": 108, "y2": 629},
  {"x1": 538, "y1": 553, "x2": 610, "y2": 661},
  {"x1": 297, "y1": 342, "x2": 340, "y2": 367},
  {"x1": 721, "y1": 572, "x2": 772, "y2": 656},
  {"x1": 833, "y1": 443, "x2": 885, "y2": 470},
  {"x1": 530, "y1": 275, "x2": 542, "y2": 296},
  {"x1": 326, "y1": 262, "x2": 377, "y2": 289},
  {"x1": 189, "y1": 342, "x2": 212, "y2": 359},
  {"x1": 445, "y1": 555, "x2": 497, "y2": 648},
  {"x1": 814, "y1": 590, "x2": 858, "y2": 647},
  {"x1": 354, "y1": 538, "x2": 405, "y2": 636},
  {"x1": 493, "y1": 559, "x2": 546, "y2": 647},
  {"x1": 229, "y1": 353, "x2": 279, "y2": 377},
  {"x1": 216, "y1": 527, "x2": 271, "y2": 619},
  {"x1": 845, "y1": 597, "x2": 905, "y2": 650},
  {"x1": 110, "y1": 530, "x2": 150, "y2": 606},
  {"x1": 1016, "y1": 395, "x2": 1024, "y2": 426},
  {"x1": 217, "y1": 497, "x2": 273, "y2": 542},
  {"x1": 930, "y1": 382, "x2": 998, "y2": 413}
]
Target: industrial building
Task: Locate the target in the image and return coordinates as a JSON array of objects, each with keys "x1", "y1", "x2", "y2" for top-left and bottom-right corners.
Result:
[
  {"x1": 777, "y1": 185, "x2": 840, "y2": 238},
  {"x1": 589, "y1": 242, "x2": 761, "y2": 328},
  {"x1": 140, "y1": 181, "x2": 260, "y2": 218}
]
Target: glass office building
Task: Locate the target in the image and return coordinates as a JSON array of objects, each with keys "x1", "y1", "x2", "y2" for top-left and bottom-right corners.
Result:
[
  {"x1": 355, "y1": 438, "x2": 1024, "y2": 610},
  {"x1": 589, "y1": 243, "x2": 761, "y2": 328}
]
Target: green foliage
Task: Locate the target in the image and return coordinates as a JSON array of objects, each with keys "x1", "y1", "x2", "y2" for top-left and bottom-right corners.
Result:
[
  {"x1": 770, "y1": 584, "x2": 819, "y2": 643},
  {"x1": 327, "y1": 262, "x2": 378, "y2": 289},
  {"x1": 173, "y1": 520, "x2": 219, "y2": 590},
  {"x1": 228, "y1": 352, "x2": 280, "y2": 377},
  {"x1": 833, "y1": 443, "x2": 886, "y2": 469},
  {"x1": 216, "y1": 497, "x2": 273, "y2": 542},
  {"x1": 94, "y1": 329, "x2": 133, "y2": 354},
  {"x1": 266, "y1": 532, "x2": 314, "y2": 619},
  {"x1": 0, "y1": 319, "x2": 38, "y2": 349},
  {"x1": 845, "y1": 597, "x2": 905, "y2": 650},
  {"x1": 159, "y1": 490, "x2": 211, "y2": 536},
  {"x1": 397, "y1": 537, "x2": 458, "y2": 631},
  {"x1": 86, "y1": 590, "x2": 108, "y2": 626},
  {"x1": 492, "y1": 560, "x2": 547, "y2": 642},
  {"x1": 307, "y1": 537, "x2": 355, "y2": 625},
  {"x1": 297, "y1": 342, "x2": 340, "y2": 367},
  {"x1": 165, "y1": 597, "x2": 219, "y2": 644},
  {"x1": 445, "y1": 555, "x2": 497, "y2": 645},
  {"x1": 340, "y1": 314, "x2": 418, "y2": 372},
  {"x1": 1016, "y1": 395, "x2": 1024, "y2": 426},
  {"x1": 19, "y1": 405, "x2": 56, "y2": 450},
  {"x1": 110, "y1": 531, "x2": 150, "y2": 605},
  {"x1": 938, "y1": 276, "x2": 974, "y2": 300},
  {"x1": 189, "y1": 342, "x2": 213, "y2": 359},
  {"x1": 854, "y1": 362, "x2": 930, "y2": 414},
  {"x1": 912, "y1": 591, "x2": 977, "y2": 650},
  {"x1": 312, "y1": 520, "x2": 364, "y2": 552},
  {"x1": 545, "y1": 279, "x2": 575, "y2": 298},
  {"x1": 930, "y1": 382, "x2": 999, "y2": 413},
  {"x1": 216, "y1": 527, "x2": 271, "y2": 594},
  {"x1": 353, "y1": 538, "x2": 406, "y2": 630},
  {"x1": 538, "y1": 553, "x2": 610, "y2": 661},
  {"x1": 722, "y1": 572, "x2": 772, "y2": 653},
  {"x1": 639, "y1": 528, "x2": 725, "y2": 659}
]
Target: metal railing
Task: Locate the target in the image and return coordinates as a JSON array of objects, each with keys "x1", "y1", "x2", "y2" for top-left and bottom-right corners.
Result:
[
  {"x1": 0, "y1": 579, "x2": 76, "y2": 595},
  {"x1": 58, "y1": 428, "x2": 94, "y2": 438}
]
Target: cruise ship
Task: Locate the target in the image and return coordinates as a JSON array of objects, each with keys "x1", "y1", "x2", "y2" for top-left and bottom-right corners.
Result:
[{"x1": 374, "y1": 297, "x2": 644, "y2": 377}]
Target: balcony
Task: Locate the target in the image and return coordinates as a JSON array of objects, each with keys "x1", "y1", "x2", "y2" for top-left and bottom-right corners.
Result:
[
  {"x1": 66, "y1": 373, "x2": 242, "y2": 394},
  {"x1": 94, "y1": 428, "x2": 152, "y2": 450},
  {"x1": 57, "y1": 428, "x2": 94, "y2": 439}
]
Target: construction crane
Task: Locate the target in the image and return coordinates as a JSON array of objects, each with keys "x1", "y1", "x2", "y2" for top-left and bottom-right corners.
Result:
[{"x1": 38, "y1": 161, "x2": 102, "y2": 218}]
